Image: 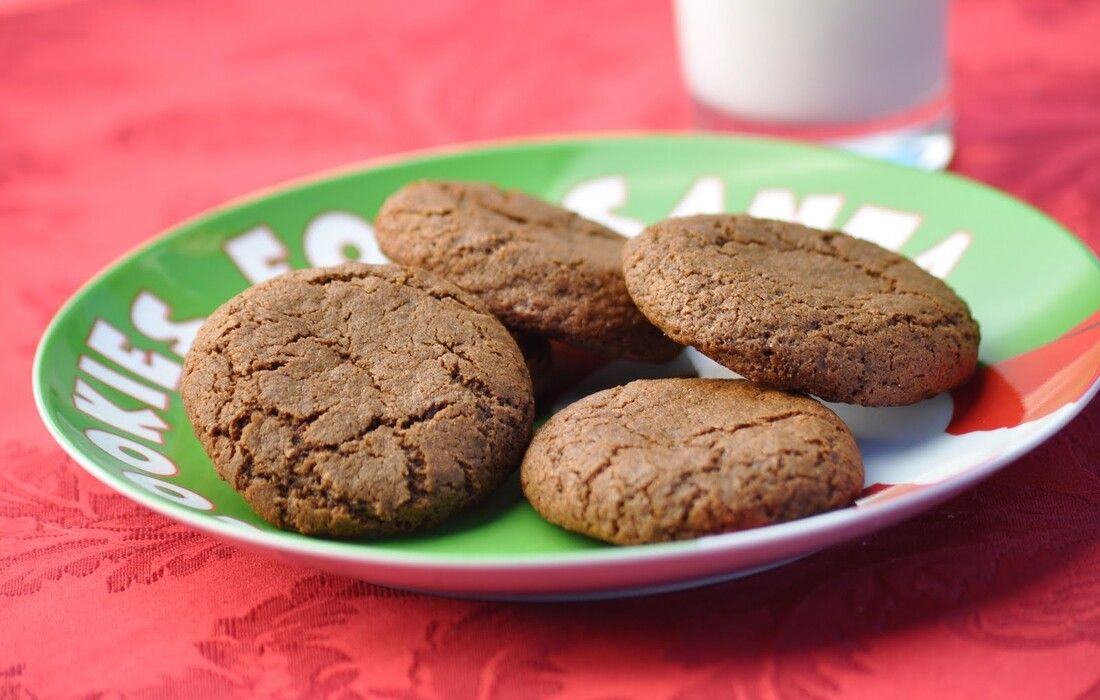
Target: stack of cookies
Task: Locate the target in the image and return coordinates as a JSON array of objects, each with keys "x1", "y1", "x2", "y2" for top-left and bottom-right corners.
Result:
[{"x1": 181, "y1": 181, "x2": 979, "y2": 545}]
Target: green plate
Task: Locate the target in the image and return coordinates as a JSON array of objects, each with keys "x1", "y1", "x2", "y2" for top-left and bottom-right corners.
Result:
[{"x1": 34, "y1": 134, "x2": 1100, "y2": 599}]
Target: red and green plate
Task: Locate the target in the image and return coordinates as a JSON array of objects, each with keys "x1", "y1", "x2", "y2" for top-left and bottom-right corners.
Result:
[{"x1": 33, "y1": 134, "x2": 1100, "y2": 599}]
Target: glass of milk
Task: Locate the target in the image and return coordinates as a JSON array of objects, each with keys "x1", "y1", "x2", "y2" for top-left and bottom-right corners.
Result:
[{"x1": 673, "y1": 0, "x2": 953, "y2": 170}]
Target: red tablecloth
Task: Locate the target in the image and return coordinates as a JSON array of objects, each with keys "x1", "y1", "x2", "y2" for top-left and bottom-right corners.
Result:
[{"x1": 3, "y1": 1, "x2": 1099, "y2": 697}]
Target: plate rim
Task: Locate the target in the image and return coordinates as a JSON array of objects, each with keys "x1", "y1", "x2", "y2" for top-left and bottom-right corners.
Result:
[{"x1": 32, "y1": 130, "x2": 1100, "y2": 574}]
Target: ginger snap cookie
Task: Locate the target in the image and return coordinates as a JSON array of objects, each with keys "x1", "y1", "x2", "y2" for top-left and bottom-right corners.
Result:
[
  {"x1": 181, "y1": 263, "x2": 534, "y2": 537},
  {"x1": 520, "y1": 378, "x2": 864, "y2": 545},
  {"x1": 622, "y1": 214, "x2": 980, "y2": 406},
  {"x1": 374, "y1": 180, "x2": 681, "y2": 362}
]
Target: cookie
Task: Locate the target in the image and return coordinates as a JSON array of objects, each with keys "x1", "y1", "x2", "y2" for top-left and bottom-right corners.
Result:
[
  {"x1": 521, "y1": 378, "x2": 863, "y2": 545},
  {"x1": 181, "y1": 263, "x2": 534, "y2": 537},
  {"x1": 374, "y1": 180, "x2": 681, "y2": 362},
  {"x1": 508, "y1": 327, "x2": 554, "y2": 400},
  {"x1": 623, "y1": 214, "x2": 980, "y2": 406}
]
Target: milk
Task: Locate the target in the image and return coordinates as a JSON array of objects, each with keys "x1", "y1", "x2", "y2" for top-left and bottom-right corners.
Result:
[{"x1": 673, "y1": 0, "x2": 949, "y2": 126}]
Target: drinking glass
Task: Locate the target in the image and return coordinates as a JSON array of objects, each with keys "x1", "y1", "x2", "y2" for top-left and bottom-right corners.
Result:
[{"x1": 673, "y1": 0, "x2": 953, "y2": 170}]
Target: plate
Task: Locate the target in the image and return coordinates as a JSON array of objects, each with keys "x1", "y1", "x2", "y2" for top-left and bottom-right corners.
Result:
[{"x1": 33, "y1": 134, "x2": 1100, "y2": 600}]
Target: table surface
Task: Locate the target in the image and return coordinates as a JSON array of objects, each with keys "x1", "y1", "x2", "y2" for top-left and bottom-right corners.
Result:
[{"x1": 3, "y1": 0, "x2": 1099, "y2": 697}]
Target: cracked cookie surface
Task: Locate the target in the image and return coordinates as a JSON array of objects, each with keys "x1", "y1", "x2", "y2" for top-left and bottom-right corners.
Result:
[
  {"x1": 520, "y1": 378, "x2": 863, "y2": 545},
  {"x1": 623, "y1": 214, "x2": 980, "y2": 405},
  {"x1": 181, "y1": 263, "x2": 534, "y2": 537},
  {"x1": 374, "y1": 180, "x2": 681, "y2": 362}
]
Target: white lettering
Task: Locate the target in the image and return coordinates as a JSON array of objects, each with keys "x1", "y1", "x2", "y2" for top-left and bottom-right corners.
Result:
[
  {"x1": 224, "y1": 226, "x2": 290, "y2": 284},
  {"x1": 915, "y1": 231, "x2": 972, "y2": 279},
  {"x1": 85, "y1": 429, "x2": 176, "y2": 475},
  {"x1": 122, "y1": 471, "x2": 212, "y2": 510},
  {"x1": 130, "y1": 292, "x2": 205, "y2": 358},
  {"x1": 78, "y1": 355, "x2": 168, "y2": 409},
  {"x1": 74, "y1": 379, "x2": 168, "y2": 444},
  {"x1": 304, "y1": 212, "x2": 386, "y2": 267},
  {"x1": 562, "y1": 176, "x2": 645, "y2": 237},
  {"x1": 842, "y1": 206, "x2": 921, "y2": 251},
  {"x1": 668, "y1": 176, "x2": 725, "y2": 217},
  {"x1": 748, "y1": 189, "x2": 844, "y2": 229},
  {"x1": 87, "y1": 319, "x2": 182, "y2": 391}
]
